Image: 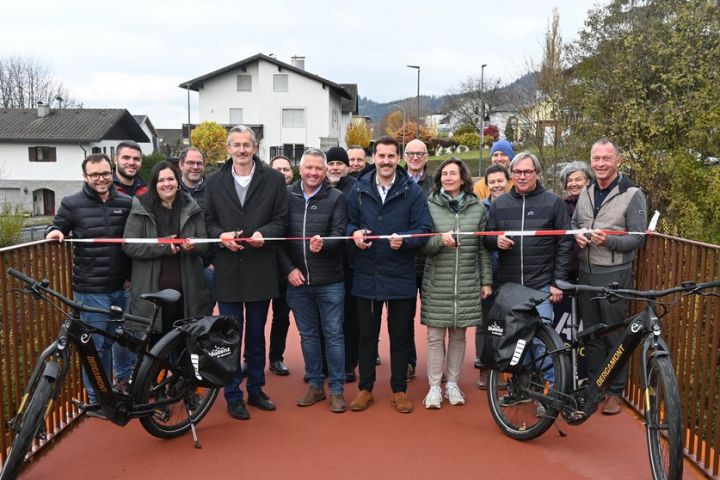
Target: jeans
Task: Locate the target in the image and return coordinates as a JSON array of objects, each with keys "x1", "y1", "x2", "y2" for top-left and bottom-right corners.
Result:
[
  {"x1": 536, "y1": 284, "x2": 554, "y2": 324},
  {"x1": 74, "y1": 289, "x2": 127, "y2": 403},
  {"x1": 287, "y1": 282, "x2": 345, "y2": 394},
  {"x1": 221, "y1": 300, "x2": 270, "y2": 403},
  {"x1": 112, "y1": 287, "x2": 135, "y2": 381}
]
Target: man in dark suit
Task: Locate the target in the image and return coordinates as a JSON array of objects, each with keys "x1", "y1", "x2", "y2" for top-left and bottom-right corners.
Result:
[{"x1": 205, "y1": 125, "x2": 288, "y2": 420}]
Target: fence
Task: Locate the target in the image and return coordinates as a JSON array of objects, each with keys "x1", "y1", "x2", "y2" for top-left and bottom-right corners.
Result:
[
  {"x1": 0, "y1": 239, "x2": 84, "y2": 465},
  {"x1": 628, "y1": 233, "x2": 720, "y2": 478}
]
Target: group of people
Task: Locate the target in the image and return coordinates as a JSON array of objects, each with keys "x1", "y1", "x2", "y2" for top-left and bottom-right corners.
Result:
[{"x1": 46, "y1": 126, "x2": 646, "y2": 419}]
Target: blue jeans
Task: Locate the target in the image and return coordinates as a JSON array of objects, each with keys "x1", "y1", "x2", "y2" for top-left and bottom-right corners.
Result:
[
  {"x1": 220, "y1": 300, "x2": 270, "y2": 403},
  {"x1": 286, "y1": 282, "x2": 345, "y2": 395},
  {"x1": 111, "y1": 288, "x2": 135, "y2": 382},
  {"x1": 536, "y1": 284, "x2": 554, "y2": 324},
  {"x1": 74, "y1": 290, "x2": 127, "y2": 402}
]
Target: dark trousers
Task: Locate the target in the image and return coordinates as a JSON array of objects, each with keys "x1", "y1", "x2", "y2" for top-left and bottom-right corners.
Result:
[
  {"x1": 221, "y1": 300, "x2": 270, "y2": 402},
  {"x1": 343, "y1": 277, "x2": 359, "y2": 372},
  {"x1": 269, "y1": 283, "x2": 290, "y2": 362},
  {"x1": 406, "y1": 274, "x2": 422, "y2": 368},
  {"x1": 357, "y1": 298, "x2": 414, "y2": 393},
  {"x1": 578, "y1": 267, "x2": 633, "y2": 396}
]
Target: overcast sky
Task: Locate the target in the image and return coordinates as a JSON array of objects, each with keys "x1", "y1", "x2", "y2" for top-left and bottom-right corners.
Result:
[{"x1": 1, "y1": 0, "x2": 605, "y2": 128}]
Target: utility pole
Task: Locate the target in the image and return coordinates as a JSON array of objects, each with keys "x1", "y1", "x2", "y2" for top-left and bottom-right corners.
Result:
[
  {"x1": 478, "y1": 64, "x2": 487, "y2": 176},
  {"x1": 407, "y1": 65, "x2": 420, "y2": 138}
]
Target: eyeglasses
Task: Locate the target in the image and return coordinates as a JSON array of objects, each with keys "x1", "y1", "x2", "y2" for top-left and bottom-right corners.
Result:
[
  {"x1": 511, "y1": 169, "x2": 536, "y2": 177},
  {"x1": 183, "y1": 161, "x2": 205, "y2": 167},
  {"x1": 85, "y1": 172, "x2": 113, "y2": 180},
  {"x1": 274, "y1": 167, "x2": 292, "y2": 172},
  {"x1": 406, "y1": 152, "x2": 427, "y2": 158}
]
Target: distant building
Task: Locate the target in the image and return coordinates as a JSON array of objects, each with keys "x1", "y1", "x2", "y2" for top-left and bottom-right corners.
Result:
[
  {"x1": 0, "y1": 105, "x2": 149, "y2": 215},
  {"x1": 180, "y1": 53, "x2": 357, "y2": 164},
  {"x1": 133, "y1": 115, "x2": 159, "y2": 154}
]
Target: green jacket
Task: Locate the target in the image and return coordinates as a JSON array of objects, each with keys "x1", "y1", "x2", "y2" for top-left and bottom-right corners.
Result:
[
  {"x1": 421, "y1": 191, "x2": 493, "y2": 328},
  {"x1": 122, "y1": 193, "x2": 211, "y2": 330}
]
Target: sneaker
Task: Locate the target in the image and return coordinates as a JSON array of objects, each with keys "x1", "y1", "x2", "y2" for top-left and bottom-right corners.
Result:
[
  {"x1": 445, "y1": 384, "x2": 465, "y2": 406},
  {"x1": 499, "y1": 391, "x2": 532, "y2": 407},
  {"x1": 536, "y1": 403, "x2": 547, "y2": 417},
  {"x1": 423, "y1": 386, "x2": 442, "y2": 409}
]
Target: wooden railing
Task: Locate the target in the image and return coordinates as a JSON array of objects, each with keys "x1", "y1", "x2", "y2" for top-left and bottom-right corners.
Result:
[
  {"x1": 628, "y1": 233, "x2": 720, "y2": 478},
  {"x1": 0, "y1": 239, "x2": 85, "y2": 465}
]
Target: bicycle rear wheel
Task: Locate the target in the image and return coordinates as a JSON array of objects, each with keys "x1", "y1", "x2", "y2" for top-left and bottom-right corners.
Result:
[
  {"x1": 646, "y1": 355, "x2": 683, "y2": 480},
  {"x1": 0, "y1": 375, "x2": 53, "y2": 480},
  {"x1": 487, "y1": 324, "x2": 570, "y2": 441},
  {"x1": 134, "y1": 330, "x2": 218, "y2": 439}
]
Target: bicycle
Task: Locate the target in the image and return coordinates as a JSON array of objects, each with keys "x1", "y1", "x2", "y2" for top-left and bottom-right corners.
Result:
[
  {"x1": 485, "y1": 278, "x2": 720, "y2": 480},
  {"x1": 1, "y1": 268, "x2": 220, "y2": 480}
]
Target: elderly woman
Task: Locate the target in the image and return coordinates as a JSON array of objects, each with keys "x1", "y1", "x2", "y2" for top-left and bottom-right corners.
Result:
[
  {"x1": 421, "y1": 158, "x2": 493, "y2": 408},
  {"x1": 123, "y1": 161, "x2": 211, "y2": 336},
  {"x1": 560, "y1": 161, "x2": 593, "y2": 216}
]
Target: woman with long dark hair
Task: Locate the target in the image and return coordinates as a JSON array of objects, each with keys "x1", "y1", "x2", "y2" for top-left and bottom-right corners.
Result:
[{"x1": 123, "y1": 161, "x2": 211, "y2": 335}]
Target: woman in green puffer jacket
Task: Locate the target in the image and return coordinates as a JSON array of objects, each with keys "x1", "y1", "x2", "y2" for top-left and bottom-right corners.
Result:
[{"x1": 420, "y1": 158, "x2": 493, "y2": 409}]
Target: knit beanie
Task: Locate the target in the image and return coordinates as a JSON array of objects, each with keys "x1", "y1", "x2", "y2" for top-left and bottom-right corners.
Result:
[
  {"x1": 490, "y1": 140, "x2": 515, "y2": 159},
  {"x1": 326, "y1": 146, "x2": 349, "y2": 166}
]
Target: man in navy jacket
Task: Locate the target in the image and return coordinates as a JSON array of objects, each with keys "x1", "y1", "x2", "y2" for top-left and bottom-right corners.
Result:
[{"x1": 346, "y1": 136, "x2": 432, "y2": 414}]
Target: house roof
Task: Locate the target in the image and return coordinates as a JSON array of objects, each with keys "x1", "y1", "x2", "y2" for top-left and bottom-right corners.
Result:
[
  {"x1": 0, "y1": 108, "x2": 150, "y2": 143},
  {"x1": 179, "y1": 53, "x2": 353, "y2": 100},
  {"x1": 133, "y1": 114, "x2": 158, "y2": 137}
]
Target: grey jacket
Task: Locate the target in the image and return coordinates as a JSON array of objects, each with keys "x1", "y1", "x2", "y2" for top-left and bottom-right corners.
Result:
[
  {"x1": 122, "y1": 194, "x2": 211, "y2": 329},
  {"x1": 571, "y1": 175, "x2": 647, "y2": 272}
]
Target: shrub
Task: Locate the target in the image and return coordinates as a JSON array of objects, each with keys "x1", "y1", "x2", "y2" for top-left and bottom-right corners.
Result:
[{"x1": 0, "y1": 203, "x2": 25, "y2": 247}]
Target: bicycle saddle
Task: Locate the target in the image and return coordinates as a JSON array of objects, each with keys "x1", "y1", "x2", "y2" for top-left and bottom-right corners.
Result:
[{"x1": 139, "y1": 289, "x2": 181, "y2": 305}]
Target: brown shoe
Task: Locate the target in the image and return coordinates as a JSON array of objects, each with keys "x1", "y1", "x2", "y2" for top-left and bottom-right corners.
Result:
[
  {"x1": 350, "y1": 389, "x2": 374, "y2": 411},
  {"x1": 297, "y1": 386, "x2": 326, "y2": 407},
  {"x1": 330, "y1": 394, "x2": 347, "y2": 413},
  {"x1": 391, "y1": 391, "x2": 413, "y2": 413},
  {"x1": 602, "y1": 396, "x2": 622, "y2": 415},
  {"x1": 477, "y1": 369, "x2": 488, "y2": 390}
]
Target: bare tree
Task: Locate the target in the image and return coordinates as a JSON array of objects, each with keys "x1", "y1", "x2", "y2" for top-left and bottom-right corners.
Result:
[
  {"x1": 445, "y1": 75, "x2": 502, "y2": 133},
  {"x1": 0, "y1": 55, "x2": 77, "y2": 109}
]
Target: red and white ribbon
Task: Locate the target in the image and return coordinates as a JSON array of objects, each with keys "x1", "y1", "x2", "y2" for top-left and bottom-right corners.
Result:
[{"x1": 63, "y1": 211, "x2": 660, "y2": 245}]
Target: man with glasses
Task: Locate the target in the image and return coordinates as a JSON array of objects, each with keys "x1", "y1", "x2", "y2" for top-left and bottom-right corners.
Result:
[
  {"x1": 484, "y1": 151, "x2": 573, "y2": 321},
  {"x1": 112, "y1": 141, "x2": 148, "y2": 198},
  {"x1": 572, "y1": 139, "x2": 646, "y2": 415},
  {"x1": 179, "y1": 147, "x2": 208, "y2": 210},
  {"x1": 45, "y1": 154, "x2": 133, "y2": 403}
]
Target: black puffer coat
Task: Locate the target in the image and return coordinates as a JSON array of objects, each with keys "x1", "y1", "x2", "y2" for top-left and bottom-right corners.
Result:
[
  {"x1": 278, "y1": 181, "x2": 347, "y2": 286},
  {"x1": 484, "y1": 183, "x2": 573, "y2": 289},
  {"x1": 45, "y1": 183, "x2": 132, "y2": 293}
]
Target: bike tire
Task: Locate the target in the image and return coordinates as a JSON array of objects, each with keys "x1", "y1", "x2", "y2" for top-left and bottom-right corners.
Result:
[
  {"x1": 487, "y1": 324, "x2": 570, "y2": 441},
  {"x1": 646, "y1": 355, "x2": 683, "y2": 480},
  {"x1": 0, "y1": 375, "x2": 53, "y2": 480},
  {"x1": 134, "y1": 329, "x2": 218, "y2": 439}
]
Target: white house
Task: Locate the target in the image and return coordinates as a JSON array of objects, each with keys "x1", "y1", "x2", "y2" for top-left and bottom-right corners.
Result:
[
  {"x1": 0, "y1": 105, "x2": 149, "y2": 215},
  {"x1": 133, "y1": 115, "x2": 160, "y2": 154},
  {"x1": 180, "y1": 54, "x2": 357, "y2": 163}
]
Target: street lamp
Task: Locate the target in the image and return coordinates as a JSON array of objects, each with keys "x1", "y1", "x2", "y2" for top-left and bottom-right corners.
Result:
[
  {"x1": 407, "y1": 65, "x2": 420, "y2": 138},
  {"x1": 479, "y1": 64, "x2": 487, "y2": 176},
  {"x1": 392, "y1": 104, "x2": 407, "y2": 154}
]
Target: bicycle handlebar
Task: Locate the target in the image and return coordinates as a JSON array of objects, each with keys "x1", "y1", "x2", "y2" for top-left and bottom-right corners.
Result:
[
  {"x1": 555, "y1": 279, "x2": 720, "y2": 299},
  {"x1": 6, "y1": 268, "x2": 151, "y2": 327}
]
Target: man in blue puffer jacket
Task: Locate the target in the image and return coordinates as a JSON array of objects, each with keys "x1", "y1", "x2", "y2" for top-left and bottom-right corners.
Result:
[{"x1": 346, "y1": 136, "x2": 432, "y2": 414}]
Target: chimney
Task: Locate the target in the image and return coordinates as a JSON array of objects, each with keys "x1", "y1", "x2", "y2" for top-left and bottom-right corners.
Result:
[
  {"x1": 290, "y1": 56, "x2": 305, "y2": 71},
  {"x1": 37, "y1": 102, "x2": 50, "y2": 118}
]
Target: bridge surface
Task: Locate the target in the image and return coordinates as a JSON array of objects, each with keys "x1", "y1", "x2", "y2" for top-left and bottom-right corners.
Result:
[{"x1": 20, "y1": 310, "x2": 705, "y2": 479}]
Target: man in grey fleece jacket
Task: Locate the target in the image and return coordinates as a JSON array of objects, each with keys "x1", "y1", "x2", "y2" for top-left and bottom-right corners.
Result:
[{"x1": 572, "y1": 138, "x2": 647, "y2": 415}]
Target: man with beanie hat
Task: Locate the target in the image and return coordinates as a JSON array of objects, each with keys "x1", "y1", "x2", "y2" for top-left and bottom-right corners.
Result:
[
  {"x1": 473, "y1": 139, "x2": 515, "y2": 199},
  {"x1": 326, "y1": 146, "x2": 357, "y2": 197}
]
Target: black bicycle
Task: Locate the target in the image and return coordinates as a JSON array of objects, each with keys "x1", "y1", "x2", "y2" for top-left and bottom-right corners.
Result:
[
  {"x1": 0, "y1": 268, "x2": 219, "y2": 480},
  {"x1": 486, "y1": 278, "x2": 720, "y2": 480}
]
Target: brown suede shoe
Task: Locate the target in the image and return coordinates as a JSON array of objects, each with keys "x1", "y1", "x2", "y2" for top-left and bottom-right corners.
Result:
[
  {"x1": 391, "y1": 392, "x2": 413, "y2": 413},
  {"x1": 602, "y1": 395, "x2": 622, "y2": 415},
  {"x1": 350, "y1": 389, "x2": 374, "y2": 411},
  {"x1": 297, "y1": 386, "x2": 326, "y2": 407},
  {"x1": 330, "y1": 394, "x2": 347, "y2": 413}
]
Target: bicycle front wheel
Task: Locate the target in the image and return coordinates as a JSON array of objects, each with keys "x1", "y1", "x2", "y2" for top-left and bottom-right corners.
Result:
[
  {"x1": 134, "y1": 330, "x2": 218, "y2": 439},
  {"x1": 646, "y1": 355, "x2": 683, "y2": 480},
  {"x1": 487, "y1": 324, "x2": 570, "y2": 441},
  {"x1": 0, "y1": 376, "x2": 53, "y2": 480}
]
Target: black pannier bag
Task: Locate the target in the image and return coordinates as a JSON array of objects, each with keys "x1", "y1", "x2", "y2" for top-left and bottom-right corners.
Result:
[
  {"x1": 479, "y1": 283, "x2": 548, "y2": 372},
  {"x1": 180, "y1": 315, "x2": 240, "y2": 387}
]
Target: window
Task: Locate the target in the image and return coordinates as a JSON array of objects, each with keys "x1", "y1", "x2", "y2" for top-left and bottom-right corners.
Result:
[
  {"x1": 229, "y1": 108, "x2": 244, "y2": 124},
  {"x1": 91, "y1": 147, "x2": 101, "y2": 154},
  {"x1": 28, "y1": 146, "x2": 57, "y2": 162},
  {"x1": 282, "y1": 108, "x2": 305, "y2": 128},
  {"x1": 110, "y1": 146, "x2": 115, "y2": 158},
  {"x1": 273, "y1": 74, "x2": 288, "y2": 92},
  {"x1": 236, "y1": 74, "x2": 252, "y2": 91}
]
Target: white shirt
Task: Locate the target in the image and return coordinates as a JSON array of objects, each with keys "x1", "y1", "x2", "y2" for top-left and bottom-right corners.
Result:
[
  {"x1": 232, "y1": 163, "x2": 255, "y2": 188},
  {"x1": 375, "y1": 173, "x2": 396, "y2": 204}
]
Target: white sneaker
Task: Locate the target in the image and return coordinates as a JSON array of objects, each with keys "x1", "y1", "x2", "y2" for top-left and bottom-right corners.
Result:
[
  {"x1": 445, "y1": 383, "x2": 465, "y2": 406},
  {"x1": 423, "y1": 386, "x2": 442, "y2": 409}
]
